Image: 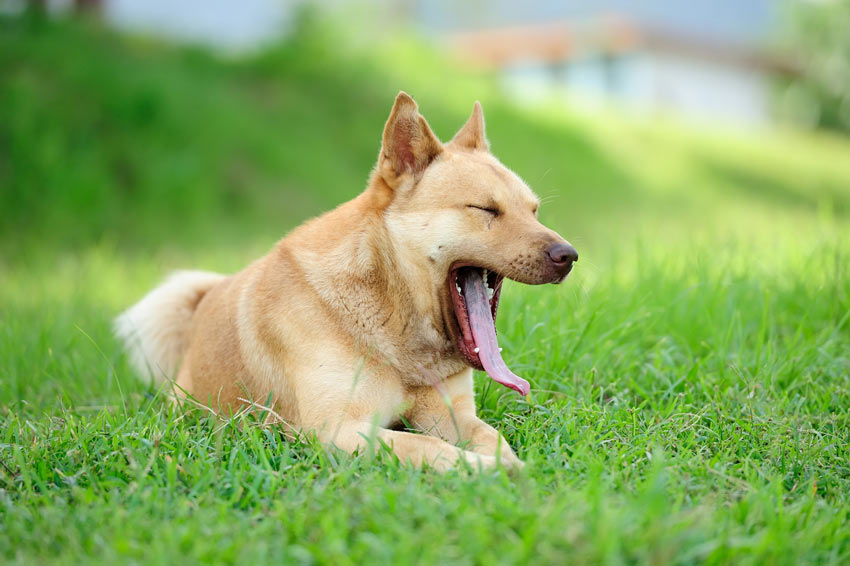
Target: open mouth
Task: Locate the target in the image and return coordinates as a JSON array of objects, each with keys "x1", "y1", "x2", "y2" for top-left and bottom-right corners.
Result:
[{"x1": 448, "y1": 265, "x2": 530, "y2": 395}]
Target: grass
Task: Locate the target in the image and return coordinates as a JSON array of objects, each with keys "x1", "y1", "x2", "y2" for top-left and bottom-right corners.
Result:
[{"x1": 2, "y1": 15, "x2": 850, "y2": 565}]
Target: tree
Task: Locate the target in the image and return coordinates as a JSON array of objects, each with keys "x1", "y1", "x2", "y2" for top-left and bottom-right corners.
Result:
[{"x1": 784, "y1": 0, "x2": 850, "y2": 133}]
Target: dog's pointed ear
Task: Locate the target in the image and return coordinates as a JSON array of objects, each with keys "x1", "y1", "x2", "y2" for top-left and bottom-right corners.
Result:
[
  {"x1": 449, "y1": 101, "x2": 489, "y2": 151},
  {"x1": 379, "y1": 92, "x2": 443, "y2": 185}
]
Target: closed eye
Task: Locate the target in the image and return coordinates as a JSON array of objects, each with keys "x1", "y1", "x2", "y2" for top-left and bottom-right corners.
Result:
[{"x1": 467, "y1": 205, "x2": 500, "y2": 216}]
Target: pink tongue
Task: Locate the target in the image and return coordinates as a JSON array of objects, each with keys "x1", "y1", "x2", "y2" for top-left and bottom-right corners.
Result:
[{"x1": 459, "y1": 269, "x2": 530, "y2": 396}]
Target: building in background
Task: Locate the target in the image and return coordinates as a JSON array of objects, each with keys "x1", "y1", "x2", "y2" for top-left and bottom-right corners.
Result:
[
  {"x1": 446, "y1": 15, "x2": 797, "y2": 128},
  {"x1": 415, "y1": 0, "x2": 796, "y2": 128}
]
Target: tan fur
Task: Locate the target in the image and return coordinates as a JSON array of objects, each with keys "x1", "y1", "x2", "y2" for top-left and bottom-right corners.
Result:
[
  {"x1": 116, "y1": 93, "x2": 575, "y2": 471},
  {"x1": 114, "y1": 270, "x2": 226, "y2": 384}
]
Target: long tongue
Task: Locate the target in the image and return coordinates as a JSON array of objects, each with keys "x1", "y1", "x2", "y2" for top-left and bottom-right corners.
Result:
[{"x1": 458, "y1": 269, "x2": 531, "y2": 396}]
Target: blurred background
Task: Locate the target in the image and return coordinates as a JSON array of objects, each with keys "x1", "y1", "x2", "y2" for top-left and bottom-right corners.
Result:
[
  {"x1": 1, "y1": 0, "x2": 848, "y2": 256},
  {"x1": 10, "y1": 0, "x2": 849, "y2": 130}
]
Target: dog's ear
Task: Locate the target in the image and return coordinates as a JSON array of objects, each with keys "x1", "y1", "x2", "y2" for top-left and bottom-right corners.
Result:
[
  {"x1": 379, "y1": 92, "x2": 443, "y2": 185},
  {"x1": 449, "y1": 101, "x2": 489, "y2": 151}
]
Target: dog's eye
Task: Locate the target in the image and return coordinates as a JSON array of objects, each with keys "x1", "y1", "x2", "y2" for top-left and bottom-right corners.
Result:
[{"x1": 467, "y1": 205, "x2": 500, "y2": 216}]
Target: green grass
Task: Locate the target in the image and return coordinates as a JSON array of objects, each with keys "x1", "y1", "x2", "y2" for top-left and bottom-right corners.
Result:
[{"x1": 2, "y1": 15, "x2": 850, "y2": 565}]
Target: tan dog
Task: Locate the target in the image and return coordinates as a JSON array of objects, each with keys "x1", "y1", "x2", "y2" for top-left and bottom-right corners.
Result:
[{"x1": 116, "y1": 92, "x2": 577, "y2": 471}]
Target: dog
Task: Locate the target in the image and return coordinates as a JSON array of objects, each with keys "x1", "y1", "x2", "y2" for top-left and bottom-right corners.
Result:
[{"x1": 116, "y1": 92, "x2": 577, "y2": 471}]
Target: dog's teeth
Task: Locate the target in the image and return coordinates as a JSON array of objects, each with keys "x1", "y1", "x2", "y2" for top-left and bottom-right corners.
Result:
[
  {"x1": 455, "y1": 283, "x2": 462, "y2": 294},
  {"x1": 473, "y1": 347, "x2": 480, "y2": 353}
]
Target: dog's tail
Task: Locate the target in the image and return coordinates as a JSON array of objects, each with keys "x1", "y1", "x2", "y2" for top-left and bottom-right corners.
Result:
[{"x1": 114, "y1": 270, "x2": 226, "y2": 384}]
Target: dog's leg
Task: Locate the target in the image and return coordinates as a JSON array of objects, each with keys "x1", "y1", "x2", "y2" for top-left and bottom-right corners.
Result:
[
  {"x1": 317, "y1": 421, "x2": 498, "y2": 472},
  {"x1": 288, "y1": 360, "x2": 497, "y2": 472},
  {"x1": 407, "y1": 369, "x2": 523, "y2": 468}
]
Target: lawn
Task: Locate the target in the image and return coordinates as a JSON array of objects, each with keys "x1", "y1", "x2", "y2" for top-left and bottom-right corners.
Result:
[{"x1": 1, "y1": 16, "x2": 850, "y2": 565}]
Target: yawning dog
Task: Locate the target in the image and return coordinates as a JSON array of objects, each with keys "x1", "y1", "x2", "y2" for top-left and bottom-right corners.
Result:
[{"x1": 116, "y1": 92, "x2": 577, "y2": 471}]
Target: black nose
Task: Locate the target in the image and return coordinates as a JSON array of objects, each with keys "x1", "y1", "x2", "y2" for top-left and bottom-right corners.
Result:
[{"x1": 547, "y1": 242, "x2": 578, "y2": 267}]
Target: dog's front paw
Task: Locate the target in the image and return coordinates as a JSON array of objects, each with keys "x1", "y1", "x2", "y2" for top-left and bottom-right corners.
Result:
[
  {"x1": 497, "y1": 453, "x2": 525, "y2": 473},
  {"x1": 460, "y1": 451, "x2": 499, "y2": 472}
]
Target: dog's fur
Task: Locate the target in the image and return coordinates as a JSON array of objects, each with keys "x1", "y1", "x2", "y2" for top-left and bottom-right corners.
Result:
[{"x1": 116, "y1": 93, "x2": 575, "y2": 471}]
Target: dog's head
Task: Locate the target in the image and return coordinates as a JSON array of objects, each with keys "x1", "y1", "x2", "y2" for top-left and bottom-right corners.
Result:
[{"x1": 373, "y1": 92, "x2": 577, "y2": 394}]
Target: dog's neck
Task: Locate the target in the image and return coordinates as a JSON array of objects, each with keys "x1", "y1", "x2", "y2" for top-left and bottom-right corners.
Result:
[{"x1": 283, "y1": 180, "x2": 462, "y2": 383}]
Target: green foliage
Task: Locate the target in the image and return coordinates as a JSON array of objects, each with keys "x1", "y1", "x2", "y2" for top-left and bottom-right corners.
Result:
[
  {"x1": 1, "y1": 15, "x2": 850, "y2": 566},
  {"x1": 782, "y1": 0, "x2": 850, "y2": 132}
]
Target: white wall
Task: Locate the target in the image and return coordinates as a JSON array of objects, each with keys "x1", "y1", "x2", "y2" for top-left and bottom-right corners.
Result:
[
  {"x1": 624, "y1": 51, "x2": 770, "y2": 127},
  {"x1": 501, "y1": 50, "x2": 772, "y2": 128}
]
